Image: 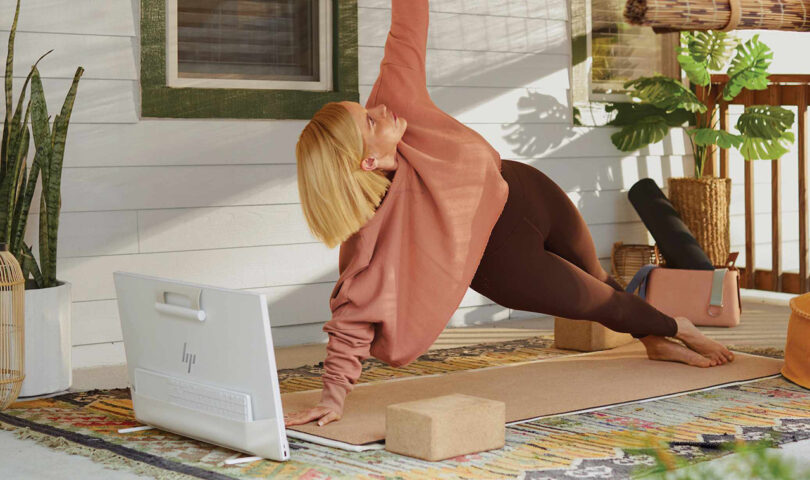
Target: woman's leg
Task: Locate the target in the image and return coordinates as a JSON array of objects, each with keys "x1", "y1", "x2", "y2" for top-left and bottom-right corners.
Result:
[
  {"x1": 472, "y1": 160, "x2": 677, "y2": 338},
  {"x1": 515, "y1": 163, "x2": 730, "y2": 362},
  {"x1": 470, "y1": 160, "x2": 733, "y2": 367},
  {"x1": 472, "y1": 214, "x2": 678, "y2": 337},
  {"x1": 512, "y1": 161, "x2": 627, "y2": 294},
  {"x1": 471, "y1": 160, "x2": 734, "y2": 365},
  {"x1": 517, "y1": 162, "x2": 652, "y2": 336}
]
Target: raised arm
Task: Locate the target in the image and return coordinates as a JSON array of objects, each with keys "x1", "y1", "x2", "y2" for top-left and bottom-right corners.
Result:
[
  {"x1": 382, "y1": 0, "x2": 429, "y2": 72},
  {"x1": 365, "y1": 0, "x2": 431, "y2": 110},
  {"x1": 315, "y1": 321, "x2": 375, "y2": 416}
]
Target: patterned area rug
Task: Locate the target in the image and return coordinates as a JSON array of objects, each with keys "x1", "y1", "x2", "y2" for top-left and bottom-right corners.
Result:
[{"x1": 1, "y1": 336, "x2": 808, "y2": 480}]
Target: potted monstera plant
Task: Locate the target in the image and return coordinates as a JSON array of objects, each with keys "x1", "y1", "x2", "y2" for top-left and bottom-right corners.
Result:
[
  {"x1": 3, "y1": 0, "x2": 83, "y2": 396},
  {"x1": 607, "y1": 31, "x2": 795, "y2": 266}
]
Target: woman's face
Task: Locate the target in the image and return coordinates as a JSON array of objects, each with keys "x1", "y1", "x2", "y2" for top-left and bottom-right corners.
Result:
[{"x1": 340, "y1": 101, "x2": 407, "y2": 172}]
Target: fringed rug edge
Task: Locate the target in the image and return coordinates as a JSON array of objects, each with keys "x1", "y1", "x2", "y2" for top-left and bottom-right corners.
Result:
[{"x1": 0, "y1": 420, "x2": 201, "y2": 480}]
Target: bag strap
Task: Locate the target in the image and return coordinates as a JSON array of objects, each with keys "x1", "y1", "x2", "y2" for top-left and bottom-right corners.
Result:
[
  {"x1": 709, "y1": 268, "x2": 727, "y2": 307},
  {"x1": 708, "y1": 252, "x2": 740, "y2": 315},
  {"x1": 625, "y1": 264, "x2": 658, "y2": 299}
]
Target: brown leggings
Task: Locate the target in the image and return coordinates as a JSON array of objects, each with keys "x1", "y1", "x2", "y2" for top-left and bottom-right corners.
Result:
[{"x1": 470, "y1": 159, "x2": 678, "y2": 338}]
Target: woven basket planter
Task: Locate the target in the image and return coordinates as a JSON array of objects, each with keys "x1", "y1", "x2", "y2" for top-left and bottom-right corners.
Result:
[{"x1": 666, "y1": 176, "x2": 732, "y2": 267}]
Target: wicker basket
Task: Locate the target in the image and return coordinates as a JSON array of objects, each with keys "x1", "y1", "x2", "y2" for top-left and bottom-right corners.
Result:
[
  {"x1": 610, "y1": 241, "x2": 665, "y2": 289},
  {"x1": 0, "y1": 243, "x2": 25, "y2": 410},
  {"x1": 784, "y1": 292, "x2": 810, "y2": 389},
  {"x1": 667, "y1": 176, "x2": 731, "y2": 267}
]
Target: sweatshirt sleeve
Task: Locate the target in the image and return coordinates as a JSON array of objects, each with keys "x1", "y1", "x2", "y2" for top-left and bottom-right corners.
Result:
[
  {"x1": 315, "y1": 322, "x2": 375, "y2": 415},
  {"x1": 366, "y1": 0, "x2": 431, "y2": 110},
  {"x1": 382, "y1": 0, "x2": 429, "y2": 73}
]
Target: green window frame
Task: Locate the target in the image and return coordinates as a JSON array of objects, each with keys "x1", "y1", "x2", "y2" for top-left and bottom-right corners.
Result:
[{"x1": 140, "y1": 0, "x2": 359, "y2": 119}]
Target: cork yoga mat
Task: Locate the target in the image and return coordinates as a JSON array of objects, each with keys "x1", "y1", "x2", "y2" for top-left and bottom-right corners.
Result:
[{"x1": 282, "y1": 341, "x2": 783, "y2": 445}]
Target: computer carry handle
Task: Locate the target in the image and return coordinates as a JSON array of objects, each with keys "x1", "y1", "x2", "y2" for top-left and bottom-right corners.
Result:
[{"x1": 154, "y1": 285, "x2": 206, "y2": 322}]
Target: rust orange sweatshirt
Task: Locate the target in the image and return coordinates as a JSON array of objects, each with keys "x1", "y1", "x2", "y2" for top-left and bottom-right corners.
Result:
[{"x1": 315, "y1": 0, "x2": 509, "y2": 415}]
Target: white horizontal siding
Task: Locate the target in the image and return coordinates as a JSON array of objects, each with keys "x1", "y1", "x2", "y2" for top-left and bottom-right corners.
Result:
[
  {"x1": 60, "y1": 242, "x2": 338, "y2": 302},
  {"x1": 359, "y1": 47, "x2": 569, "y2": 88},
  {"x1": 360, "y1": 6, "x2": 568, "y2": 54},
  {"x1": 60, "y1": 121, "x2": 308, "y2": 167},
  {"x1": 359, "y1": 0, "x2": 568, "y2": 22},
  {"x1": 0, "y1": 0, "x2": 136, "y2": 36},
  {"x1": 7, "y1": 0, "x2": 707, "y2": 370},
  {"x1": 1, "y1": 30, "x2": 137, "y2": 80},
  {"x1": 41, "y1": 165, "x2": 300, "y2": 213},
  {"x1": 2, "y1": 77, "x2": 138, "y2": 123}
]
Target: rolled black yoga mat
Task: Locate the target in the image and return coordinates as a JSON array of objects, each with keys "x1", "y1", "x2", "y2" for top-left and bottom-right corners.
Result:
[{"x1": 628, "y1": 178, "x2": 714, "y2": 270}]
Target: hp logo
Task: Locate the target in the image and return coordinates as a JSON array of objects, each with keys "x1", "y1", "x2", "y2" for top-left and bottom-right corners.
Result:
[{"x1": 181, "y1": 342, "x2": 196, "y2": 373}]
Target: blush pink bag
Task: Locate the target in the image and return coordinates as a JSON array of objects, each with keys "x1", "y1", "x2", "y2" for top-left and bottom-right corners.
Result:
[{"x1": 625, "y1": 251, "x2": 742, "y2": 327}]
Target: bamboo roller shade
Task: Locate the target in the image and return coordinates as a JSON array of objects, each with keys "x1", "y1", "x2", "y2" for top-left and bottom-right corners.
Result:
[{"x1": 625, "y1": 0, "x2": 810, "y2": 32}]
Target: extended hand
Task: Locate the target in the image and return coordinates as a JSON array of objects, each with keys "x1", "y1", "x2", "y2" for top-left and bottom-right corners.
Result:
[{"x1": 284, "y1": 405, "x2": 341, "y2": 427}]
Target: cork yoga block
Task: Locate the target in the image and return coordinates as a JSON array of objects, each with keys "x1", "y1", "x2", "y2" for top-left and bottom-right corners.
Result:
[
  {"x1": 554, "y1": 316, "x2": 634, "y2": 351},
  {"x1": 385, "y1": 393, "x2": 505, "y2": 461}
]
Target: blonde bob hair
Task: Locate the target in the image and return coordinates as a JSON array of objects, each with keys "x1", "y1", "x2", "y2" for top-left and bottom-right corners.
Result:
[{"x1": 296, "y1": 102, "x2": 393, "y2": 249}]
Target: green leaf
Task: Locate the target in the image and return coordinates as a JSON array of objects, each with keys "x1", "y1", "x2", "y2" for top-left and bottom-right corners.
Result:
[
  {"x1": 736, "y1": 105, "x2": 795, "y2": 140},
  {"x1": 10, "y1": 132, "x2": 37, "y2": 256},
  {"x1": 21, "y1": 241, "x2": 43, "y2": 288},
  {"x1": 723, "y1": 34, "x2": 773, "y2": 100},
  {"x1": 42, "y1": 66, "x2": 82, "y2": 284},
  {"x1": 623, "y1": 75, "x2": 707, "y2": 113},
  {"x1": 610, "y1": 115, "x2": 670, "y2": 152},
  {"x1": 38, "y1": 192, "x2": 48, "y2": 287},
  {"x1": 7, "y1": 113, "x2": 28, "y2": 241},
  {"x1": 29, "y1": 68, "x2": 53, "y2": 284},
  {"x1": 688, "y1": 128, "x2": 743, "y2": 149},
  {"x1": 677, "y1": 31, "x2": 737, "y2": 86},
  {"x1": 738, "y1": 131, "x2": 795, "y2": 160},
  {"x1": 606, "y1": 102, "x2": 694, "y2": 127},
  {"x1": 2, "y1": 50, "x2": 51, "y2": 182},
  {"x1": 29, "y1": 68, "x2": 52, "y2": 172},
  {"x1": 0, "y1": 100, "x2": 29, "y2": 242},
  {"x1": 677, "y1": 53, "x2": 710, "y2": 86},
  {"x1": 685, "y1": 31, "x2": 737, "y2": 70},
  {"x1": 4, "y1": 0, "x2": 20, "y2": 117}
]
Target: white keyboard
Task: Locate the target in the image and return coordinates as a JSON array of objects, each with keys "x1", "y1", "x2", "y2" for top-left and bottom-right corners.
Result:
[{"x1": 134, "y1": 368, "x2": 253, "y2": 422}]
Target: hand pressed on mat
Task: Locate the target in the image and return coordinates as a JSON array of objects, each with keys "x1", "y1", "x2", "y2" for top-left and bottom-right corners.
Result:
[{"x1": 284, "y1": 405, "x2": 341, "y2": 427}]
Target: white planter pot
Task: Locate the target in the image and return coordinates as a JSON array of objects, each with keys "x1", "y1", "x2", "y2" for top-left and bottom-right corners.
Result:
[{"x1": 19, "y1": 280, "x2": 72, "y2": 397}]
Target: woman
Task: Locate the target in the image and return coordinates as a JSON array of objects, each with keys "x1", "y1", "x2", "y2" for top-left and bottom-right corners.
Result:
[{"x1": 287, "y1": 0, "x2": 734, "y2": 428}]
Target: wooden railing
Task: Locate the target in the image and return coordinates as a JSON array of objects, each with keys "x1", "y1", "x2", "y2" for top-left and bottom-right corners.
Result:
[{"x1": 705, "y1": 74, "x2": 809, "y2": 294}]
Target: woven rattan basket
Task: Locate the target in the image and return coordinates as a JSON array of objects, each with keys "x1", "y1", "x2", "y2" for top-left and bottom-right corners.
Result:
[
  {"x1": 0, "y1": 243, "x2": 25, "y2": 410},
  {"x1": 611, "y1": 241, "x2": 665, "y2": 289},
  {"x1": 667, "y1": 177, "x2": 731, "y2": 267}
]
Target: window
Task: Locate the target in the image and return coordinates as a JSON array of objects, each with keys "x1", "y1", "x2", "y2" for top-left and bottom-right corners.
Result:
[
  {"x1": 167, "y1": 0, "x2": 331, "y2": 90},
  {"x1": 140, "y1": 0, "x2": 358, "y2": 119},
  {"x1": 570, "y1": 0, "x2": 679, "y2": 124}
]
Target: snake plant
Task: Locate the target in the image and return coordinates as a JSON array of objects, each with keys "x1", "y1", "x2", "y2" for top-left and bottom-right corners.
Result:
[
  {"x1": 2, "y1": 0, "x2": 83, "y2": 288},
  {"x1": 607, "y1": 31, "x2": 795, "y2": 178}
]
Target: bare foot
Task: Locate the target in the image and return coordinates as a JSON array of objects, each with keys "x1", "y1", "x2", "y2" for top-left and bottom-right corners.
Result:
[
  {"x1": 640, "y1": 335, "x2": 715, "y2": 368},
  {"x1": 673, "y1": 316, "x2": 735, "y2": 364}
]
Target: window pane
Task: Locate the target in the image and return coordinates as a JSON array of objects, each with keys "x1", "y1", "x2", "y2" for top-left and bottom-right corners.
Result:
[
  {"x1": 177, "y1": 0, "x2": 320, "y2": 81},
  {"x1": 591, "y1": 0, "x2": 663, "y2": 96}
]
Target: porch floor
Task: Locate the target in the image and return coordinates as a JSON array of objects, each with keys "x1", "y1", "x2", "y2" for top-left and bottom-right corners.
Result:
[{"x1": 2, "y1": 295, "x2": 807, "y2": 478}]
